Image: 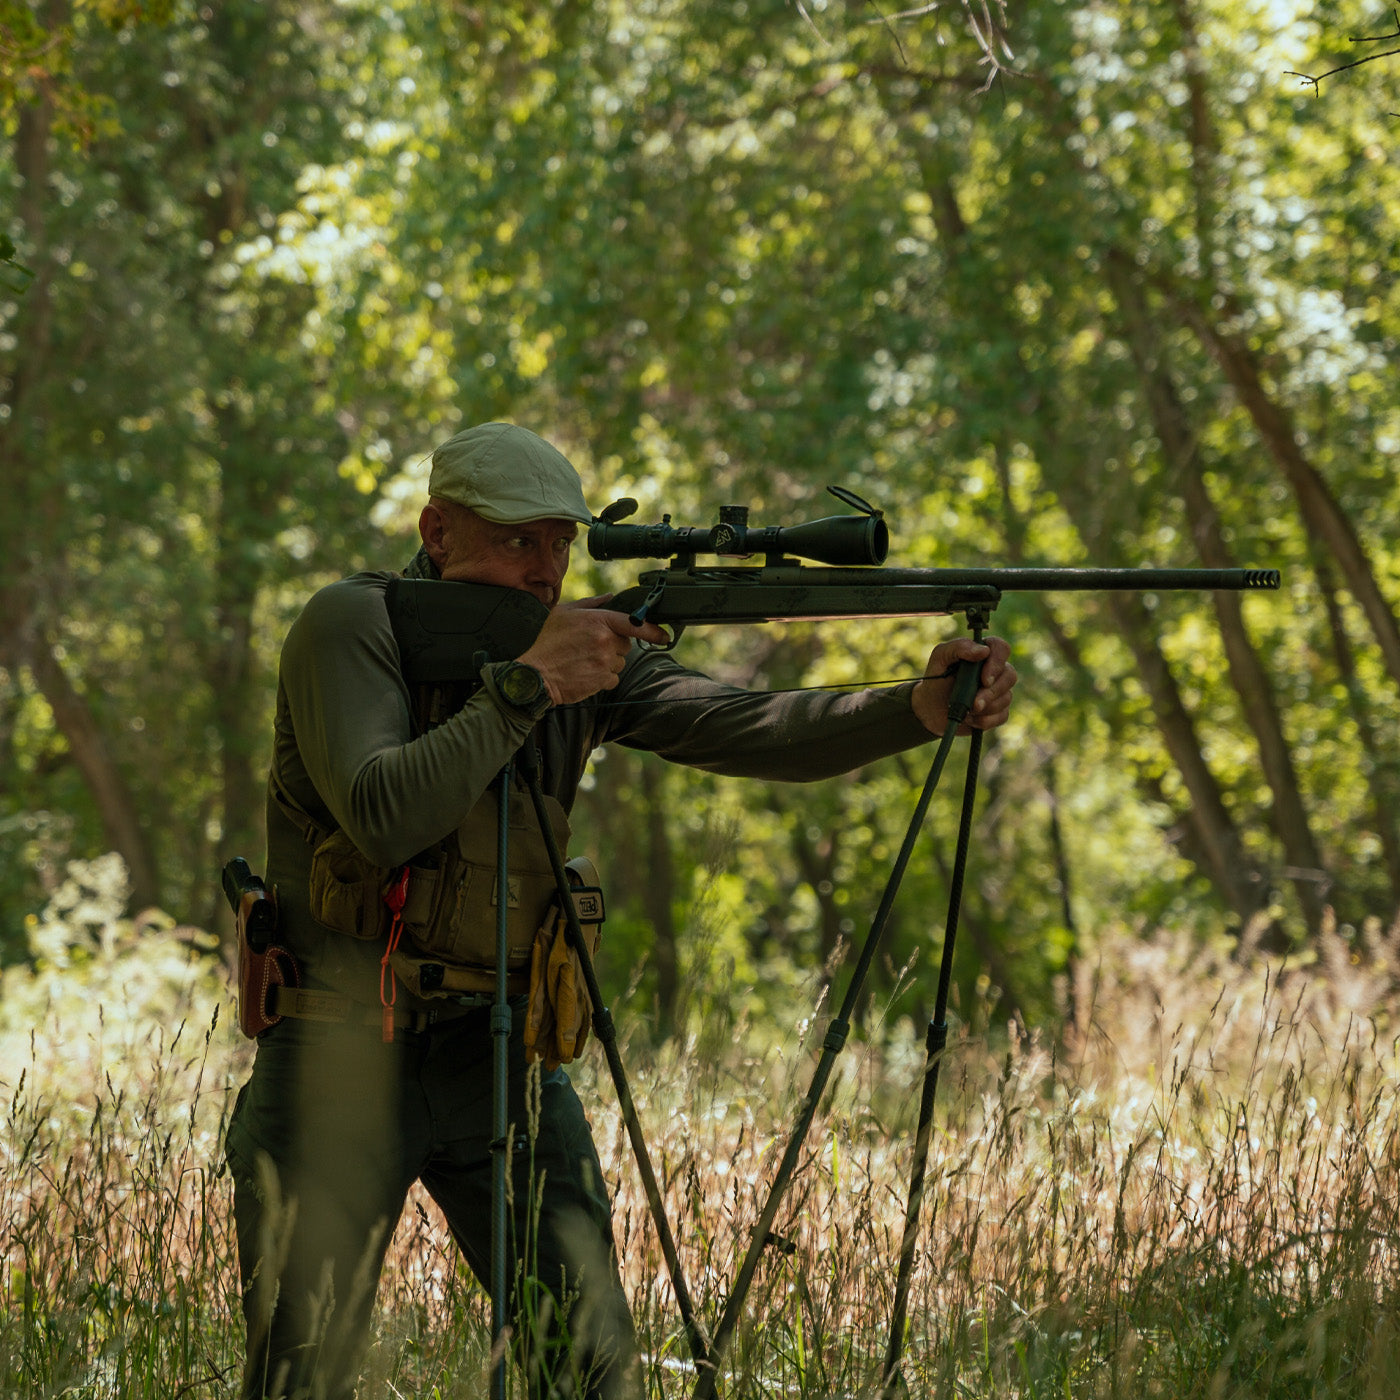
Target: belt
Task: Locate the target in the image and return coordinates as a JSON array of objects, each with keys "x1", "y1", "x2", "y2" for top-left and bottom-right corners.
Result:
[{"x1": 266, "y1": 984, "x2": 497, "y2": 1033}]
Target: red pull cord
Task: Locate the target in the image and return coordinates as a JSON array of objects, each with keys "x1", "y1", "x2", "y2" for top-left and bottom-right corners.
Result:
[{"x1": 379, "y1": 867, "x2": 411, "y2": 1043}]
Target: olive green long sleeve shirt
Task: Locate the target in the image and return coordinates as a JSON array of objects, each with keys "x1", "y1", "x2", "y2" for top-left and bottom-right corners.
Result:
[{"x1": 266, "y1": 571, "x2": 933, "y2": 997}]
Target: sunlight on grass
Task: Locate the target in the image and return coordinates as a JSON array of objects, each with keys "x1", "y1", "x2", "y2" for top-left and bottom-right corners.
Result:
[{"x1": 4, "y1": 859, "x2": 1400, "y2": 1397}]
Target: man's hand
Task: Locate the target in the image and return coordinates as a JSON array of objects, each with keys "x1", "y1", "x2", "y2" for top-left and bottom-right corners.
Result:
[
  {"x1": 519, "y1": 595, "x2": 669, "y2": 705},
  {"x1": 911, "y1": 636, "x2": 1016, "y2": 736}
]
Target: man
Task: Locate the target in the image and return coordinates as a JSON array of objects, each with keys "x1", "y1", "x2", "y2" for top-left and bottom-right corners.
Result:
[{"x1": 225, "y1": 422, "x2": 1016, "y2": 1399}]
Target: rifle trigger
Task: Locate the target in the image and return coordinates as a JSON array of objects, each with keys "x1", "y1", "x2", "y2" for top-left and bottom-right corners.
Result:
[{"x1": 644, "y1": 623, "x2": 682, "y2": 652}]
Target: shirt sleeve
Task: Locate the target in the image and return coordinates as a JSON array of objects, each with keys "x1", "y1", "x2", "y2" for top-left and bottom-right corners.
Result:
[
  {"x1": 276, "y1": 574, "x2": 538, "y2": 866},
  {"x1": 597, "y1": 649, "x2": 933, "y2": 781}
]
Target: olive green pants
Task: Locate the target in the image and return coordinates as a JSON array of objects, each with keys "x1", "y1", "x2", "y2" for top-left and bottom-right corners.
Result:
[{"x1": 225, "y1": 1000, "x2": 637, "y2": 1399}]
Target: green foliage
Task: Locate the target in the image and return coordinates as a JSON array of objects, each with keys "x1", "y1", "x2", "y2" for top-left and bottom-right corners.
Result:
[
  {"x1": 0, "y1": 232, "x2": 30, "y2": 293},
  {"x1": 6, "y1": 5, "x2": 1400, "y2": 1396},
  {"x1": 2, "y1": 0, "x2": 1398, "y2": 1014}
]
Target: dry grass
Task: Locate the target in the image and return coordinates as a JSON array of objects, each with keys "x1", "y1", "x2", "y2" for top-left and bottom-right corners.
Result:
[{"x1": 4, "y1": 865, "x2": 1400, "y2": 1397}]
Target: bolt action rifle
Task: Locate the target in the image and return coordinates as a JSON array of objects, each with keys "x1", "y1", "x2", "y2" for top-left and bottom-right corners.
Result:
[
  {"x1": 389, "y1": 486, "x2": 1277, "y2": 672},
  {"x1": 588, "y1": 486, "x2": 1279, "y2": 642},
  {"x1": 384, "y1": 487, "x2": 1280, "y2": 1400}
]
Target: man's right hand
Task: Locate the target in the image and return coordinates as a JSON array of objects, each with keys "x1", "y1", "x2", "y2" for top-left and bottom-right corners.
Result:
[{"x1": 518, "y1": 595, "x2": 669, "y2": 705}]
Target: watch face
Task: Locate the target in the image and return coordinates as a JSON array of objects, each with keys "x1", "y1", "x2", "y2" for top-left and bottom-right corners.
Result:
[{"x1": 501, "y1": 662, "x2": 544, "y2": 706}]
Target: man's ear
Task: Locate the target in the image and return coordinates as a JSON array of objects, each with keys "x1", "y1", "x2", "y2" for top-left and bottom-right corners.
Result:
[{"x1": 419, "y1": 503, "x2": 448, "y2": 566}]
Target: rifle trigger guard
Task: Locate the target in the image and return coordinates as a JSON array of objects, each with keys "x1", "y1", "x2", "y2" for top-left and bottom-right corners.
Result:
[{"x1": 640, "y1": 623, "x2": 683, "y2": 653}]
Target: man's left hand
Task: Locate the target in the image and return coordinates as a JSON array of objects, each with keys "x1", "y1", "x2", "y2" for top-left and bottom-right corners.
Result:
[{"x1": 911, "y1": 636, "x2": 1017, "y2": 736}]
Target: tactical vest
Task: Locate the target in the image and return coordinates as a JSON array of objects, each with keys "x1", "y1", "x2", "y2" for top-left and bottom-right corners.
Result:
[{"x1": 273, "y1": 676, "x2": 569, "y2": 998}]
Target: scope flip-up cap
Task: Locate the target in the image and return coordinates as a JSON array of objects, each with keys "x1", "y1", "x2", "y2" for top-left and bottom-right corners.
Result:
[{"x1": 428, "y1": 423, "x2": 593, "y2": 525}]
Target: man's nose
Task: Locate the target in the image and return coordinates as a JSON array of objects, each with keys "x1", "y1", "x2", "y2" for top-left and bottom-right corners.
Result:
[{"x1": 529, "y1": 545, "x2": 566, "y2": 584}]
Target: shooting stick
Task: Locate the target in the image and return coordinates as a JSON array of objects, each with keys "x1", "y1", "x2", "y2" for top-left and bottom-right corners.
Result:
[
  {"x1": 386, "y1": 528, "x2": 1280, "y2": 1394},
  {"x1": 517, "y1": 736, "x2": 712, "y2": 1369},
  {"x1": 489, "y1": 763, "x2": 513, "y2": 1400},
  {"x1": 689, "y1": 639, "x2": 986, "y2": 1400},
  {"x1": 882, "y1": 653, "x2": 986, "y2": 1397}
]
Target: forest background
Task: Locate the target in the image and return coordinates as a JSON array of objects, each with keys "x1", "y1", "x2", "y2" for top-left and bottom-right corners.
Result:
[
  {"x1": 3, "y1": 0, "x2": 1398, "y2": 1017},
  {"x1": 2, "y1": 1, "x2": 1400, "y2": 1395}
]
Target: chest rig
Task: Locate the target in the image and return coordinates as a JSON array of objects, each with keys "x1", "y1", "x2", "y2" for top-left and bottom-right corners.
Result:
[
  {"x1": 395, "y1": 674, "x2": 572, "y2": 997},
  {"x1": 281, "y1": 577, "x2": 569, "y2": 997}
]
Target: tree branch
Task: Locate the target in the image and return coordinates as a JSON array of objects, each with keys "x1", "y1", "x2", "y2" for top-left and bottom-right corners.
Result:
[{"x1": 1285, "y1": 6, "x2": 1400, "y2": 107}]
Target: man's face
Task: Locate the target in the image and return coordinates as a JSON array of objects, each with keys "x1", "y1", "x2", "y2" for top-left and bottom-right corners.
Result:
[{"x1": 421, "y1": 501, "x2": 577, "y2": 608}]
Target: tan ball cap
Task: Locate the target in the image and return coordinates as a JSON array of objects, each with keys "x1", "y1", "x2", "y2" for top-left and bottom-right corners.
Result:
[{"x1": 428, "y1": 423, "x2": 592, "y2": 524}]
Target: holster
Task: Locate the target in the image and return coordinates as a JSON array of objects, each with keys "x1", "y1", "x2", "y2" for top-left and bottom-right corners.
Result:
[{"x1": 233, "y1": 887, "x2": 301, "y2": 1038}]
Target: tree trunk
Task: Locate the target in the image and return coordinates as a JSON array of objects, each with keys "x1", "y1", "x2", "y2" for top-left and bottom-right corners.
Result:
[
  {"x1": 1107, "y1": 592, "x2": 1274, "y2": 937},
  {"x1": 1172, "y1": 296, "x2": 1400, "y2": 691},
  {"x1": 3, "y1": 68, "x2": 161, "y2": 914},
  {"x1": 1044, "y1": 753, "x2": 1078, "y2": 937},
  {"x1": 1107, "y1": 255, "x2": 1333, "y2": 930},
  {"x1": 1043, "y1": 753, "x2": 1094, "y2": 1051},
  {"x1": 1169, "y1": 0, "x2": 1219, "y2": 279},
  {"x1": 904, "y1": 115, "x2": 1278, "y2": 942},
  {"x1": 22, "y1": 628, "x2": 161, "y2": 910},
  {"x1": 1311, "y1": 547, "x2": 1400, "y2": 917}
]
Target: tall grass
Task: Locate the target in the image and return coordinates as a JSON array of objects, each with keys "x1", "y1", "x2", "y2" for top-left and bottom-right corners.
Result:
[{"x1": 3, "y1": 859, "x2": 1399, "y2": 1397}]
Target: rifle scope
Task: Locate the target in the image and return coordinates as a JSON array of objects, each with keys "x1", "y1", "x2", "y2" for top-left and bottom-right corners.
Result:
[{"x1": 588, "y1": 487, "x2": 889, "y2": 566}]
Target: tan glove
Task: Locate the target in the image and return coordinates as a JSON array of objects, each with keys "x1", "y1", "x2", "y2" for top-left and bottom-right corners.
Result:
[
  {"x1": 524, "y1": 910, "x2": 562, "y2": 1066},
  {"x1": 525, "y1": 864, "x2": 603, "y2": 1069}
]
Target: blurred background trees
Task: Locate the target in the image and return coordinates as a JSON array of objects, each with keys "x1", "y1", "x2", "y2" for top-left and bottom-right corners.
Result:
[{"x1": 3, "y1": 0, "x2": 1396, "y2": 1034}]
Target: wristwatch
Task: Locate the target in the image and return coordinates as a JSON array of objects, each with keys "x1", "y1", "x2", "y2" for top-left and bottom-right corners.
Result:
[{"x1": 494, "y1": 660, "x2": 552, "y2": 718}]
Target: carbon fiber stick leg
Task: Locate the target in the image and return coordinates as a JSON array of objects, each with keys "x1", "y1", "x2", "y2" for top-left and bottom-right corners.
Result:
[
  {"x1": 517, "y1": 739, "x2": 711, "y2": 1371},
  {"x1": 490, "y1": 762, "x2": 514, "y2": 1400},
  {"x1": 689, "y1": 658, "x2": 982, "y2": 1400},
  {"x1": 880, "y1": 725, "x2": 984, "y2": 1398}
]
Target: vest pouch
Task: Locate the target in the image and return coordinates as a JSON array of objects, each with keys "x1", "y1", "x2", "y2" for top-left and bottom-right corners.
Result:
[
  {"x1": 308, "y1": 828, "x2": 391, "y2": 940},
  {"x1": 404, "y1": 782, "x2": 572, "y2": 974},
  {"x1": 387, "y1": 946, "x2": 505, "y2": 1000}
]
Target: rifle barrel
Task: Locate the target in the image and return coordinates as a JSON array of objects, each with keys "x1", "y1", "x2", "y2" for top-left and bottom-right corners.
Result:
[
  {"x1": 878, "y1": 566, "x2": 1280, "y2": 591},
  {"x1": 608, "y1": 563, "x2": 1280, "y2": 632},
  {"x1": 624, "y1": 564, "x2": 1280, "y2": 592}
]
